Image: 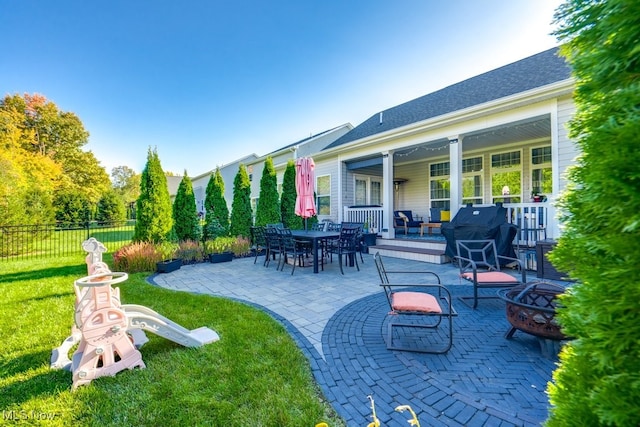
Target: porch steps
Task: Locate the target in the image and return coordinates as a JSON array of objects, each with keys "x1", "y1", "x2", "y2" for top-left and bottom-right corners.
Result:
[{"x1": 369, "y1": 238, "x2": 449, "y2": 264}]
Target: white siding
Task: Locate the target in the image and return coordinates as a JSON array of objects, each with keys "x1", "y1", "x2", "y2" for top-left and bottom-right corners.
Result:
[{"x1": 556, "y1": 95, "x2": 579, "y2": 191}]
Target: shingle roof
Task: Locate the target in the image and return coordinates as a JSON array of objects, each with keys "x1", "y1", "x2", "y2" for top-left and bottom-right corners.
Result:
[{"x1": 325, "y1": 47, "x2": 572, "y2": 150}]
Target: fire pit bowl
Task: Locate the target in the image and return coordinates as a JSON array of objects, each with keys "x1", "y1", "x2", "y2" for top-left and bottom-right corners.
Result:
[{"x1": 497, "y1": 282, "x2": 567, "y2": 341}]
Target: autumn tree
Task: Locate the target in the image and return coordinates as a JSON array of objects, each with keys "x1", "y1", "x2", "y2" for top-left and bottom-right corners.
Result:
[
  {"x1": 255, "y1": 157, "x2": 281, "y2": 226},
  {"x1": 546, "y1": 0, "x2": 640, "y2": 425},
  {"x1": 0, "y1": 94, "x2": 63, "y2": 225},
  {"x1": 204, "y1": 168, "x2": 230, "y2": 239},
  {"x1": 173, "y1": 171, "x2": 201, "y2": 241},
  {"x1": 133, "y1": 148, "x2": 173, "y2": 243},
  {"x1": 280, "y1": 160, "x2": 303, "y2": 229},
  {"x1": 229, "y1": 164, "x2": 252, "y2": 238},
  {"x1": 0, "y1": 93, "x2": 110, "y2": 219}
]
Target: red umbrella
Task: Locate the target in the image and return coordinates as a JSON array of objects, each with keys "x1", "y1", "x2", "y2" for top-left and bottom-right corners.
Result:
[{"x1": 295, "y1": 157, "x2": 317, "y2": 229}]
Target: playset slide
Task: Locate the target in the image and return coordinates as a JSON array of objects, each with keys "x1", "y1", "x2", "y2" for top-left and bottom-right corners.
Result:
[
  {"x1": 123, "y1": 304, "x2": 219, "y2": 347},
  {"x1": 50, "y1": 238, "x2": 219, "y2": 389}
]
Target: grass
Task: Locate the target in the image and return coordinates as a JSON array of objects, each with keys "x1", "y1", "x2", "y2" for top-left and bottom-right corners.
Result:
[
  {"x1": 1, "y1": 222, "x2": 134, "y2": 260},
  {"x1": 0, "y1": 255, "x2": 344, "y2": 426}
]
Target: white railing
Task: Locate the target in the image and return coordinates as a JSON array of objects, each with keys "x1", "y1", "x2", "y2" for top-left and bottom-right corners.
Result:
[
  {"x1": 504, "y1": 202, "x2": 550, "y2": 236},
  {"x1": 343, "y1": 206, "x2": 384, "y2": 232},
  {"x1": 504, "y1": 203, "x2": 551, "y2": 271}
]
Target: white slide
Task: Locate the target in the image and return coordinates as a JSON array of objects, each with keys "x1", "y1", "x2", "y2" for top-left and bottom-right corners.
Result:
[{"x1": 122, "y1": 304, "x2": 220, "y2": 347}]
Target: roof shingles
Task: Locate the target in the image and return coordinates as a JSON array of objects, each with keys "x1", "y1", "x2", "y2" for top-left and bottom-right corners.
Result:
[{"x1": 325, "y1": 47, "x2": 571, "y2": 149}]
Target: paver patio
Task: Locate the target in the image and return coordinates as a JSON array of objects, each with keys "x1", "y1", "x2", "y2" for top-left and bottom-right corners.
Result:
[{"x1": 150, "y1": 252, "x2": 569, "y2": 426}]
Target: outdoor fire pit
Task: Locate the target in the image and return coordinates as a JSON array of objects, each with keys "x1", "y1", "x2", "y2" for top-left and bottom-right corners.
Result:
[{"x1": 498, "y1": 282, "x2": 568, "y2": 357}]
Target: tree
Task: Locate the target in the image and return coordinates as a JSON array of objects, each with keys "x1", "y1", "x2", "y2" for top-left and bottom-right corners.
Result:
[
  {"x1": 173, "y1": 171, "x2": 201, "y2": 241},
  {"x1": 255, "y1": 157, "x2": 281, "y2": 226},
  {"x1": 1, "y1": 93, "x2": 110, "y2": 206},
  {"x1": 54, "y1": 190, "x2": 92, "y2": 226},
  {"x1": 0, "y1": 94, "x2": 63, "y2": 225},
  {"x1": 280, "y1": 160, "x2": 303, "y2": 229},
  {"x1": 204, "y1": 168, "x2": 229, "y2": 239},
  {"x1": 111, "y1": 166, "x2": 140, "y2": 205},
  {"x1": 96, "y1": 190, "x2": 126, "y2": 223},
  {"x1": 133, "y1": 148, "x2": 173, "y2": 243},
  {"x1": 546, "y1": 1, "x2": 640, "y2": 425},
  {"x1": 229, "y1": 164, "x2": 252, "y2": 238}
]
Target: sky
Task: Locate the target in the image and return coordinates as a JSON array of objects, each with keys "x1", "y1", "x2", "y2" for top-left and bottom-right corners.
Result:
[{"x1": 1, "y1": 0, "x2": 564, "y2": 179}]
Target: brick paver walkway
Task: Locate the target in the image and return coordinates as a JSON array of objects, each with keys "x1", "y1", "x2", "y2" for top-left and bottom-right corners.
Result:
[{"x1": 150, "y1": 252, "x2": 567, "y2": 426}]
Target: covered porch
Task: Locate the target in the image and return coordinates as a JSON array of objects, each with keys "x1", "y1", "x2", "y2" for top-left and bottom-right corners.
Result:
[{"x1": 339, "y1": 112, "x2": 561, "y2": 244}]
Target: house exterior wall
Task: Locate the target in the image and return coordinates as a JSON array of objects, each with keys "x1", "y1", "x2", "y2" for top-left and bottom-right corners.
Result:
[
  {"x1": 556, "y1": 95, "x2": 579, "y2": 191},
  {"x1": 188, "y1": 125, "x2": 352, "y2": 219}
]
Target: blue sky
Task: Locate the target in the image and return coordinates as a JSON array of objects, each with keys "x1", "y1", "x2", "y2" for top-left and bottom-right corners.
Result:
[{"x1": 1, "y1": 1, "x2": 563, "y2": 178}]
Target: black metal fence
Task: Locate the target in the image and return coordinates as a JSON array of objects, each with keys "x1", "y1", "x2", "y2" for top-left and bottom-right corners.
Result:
[{"x1": 0, "y1": 221, "x2": 135, "y2": 262}]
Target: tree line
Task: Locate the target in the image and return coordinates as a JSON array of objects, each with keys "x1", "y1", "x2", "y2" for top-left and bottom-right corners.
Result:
[
  {"x1": 0, "y1": 93, "x2": 140, "y2": 226},
  {"x1": 135, "y1": 149, "x2": 315, "y2": 244}
]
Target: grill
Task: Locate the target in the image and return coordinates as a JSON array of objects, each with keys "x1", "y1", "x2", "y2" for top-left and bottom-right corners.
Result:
[{"x1": 442, "y1": 204, "x2": 517, "y2": 263}]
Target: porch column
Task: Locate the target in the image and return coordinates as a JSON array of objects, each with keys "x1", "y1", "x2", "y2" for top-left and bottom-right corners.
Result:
[
  {"x1": 549, "y1": 101, "x2": 561, "y2": 239},
  {"x1": 381, "y1": 150, "x2": 394, "y2": 238},
  {"x1": 449, "y1": 136, "x2": 463, "y2": 218}
]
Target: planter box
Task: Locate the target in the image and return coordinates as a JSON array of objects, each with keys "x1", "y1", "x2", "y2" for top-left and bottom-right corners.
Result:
[
  {"x1": 156, "y1": 258, "x2": 182, "y2": 274},
  {"x1": 209, "y1": 252, "x2": 233, "y2": 263}
]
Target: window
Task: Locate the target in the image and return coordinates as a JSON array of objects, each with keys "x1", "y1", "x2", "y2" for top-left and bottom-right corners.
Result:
[
  {"x1": 354, "y1": 175, "x2": 382, "y2": 206},
  {"x1": 491, "y1": 150, "x2": 521, "y2": 203},
  {"x1": 371, "y1": 180, "x2": 381, "y2": 205},
  {"x1": 430, "y1": 161, "x2": 450, "y2": 209},
  {"x1": 316, "y1": 175, "x2": 331, "y2": 215},
  {"x1": 355, "y1": 178, "x2": 367, "y2": 205},
  {"x1": 462, "y1": 156, "x2": 483, "y2": 205},
  {"x1": 531, "y1": 146, "x2": 552, "y2": 196}
]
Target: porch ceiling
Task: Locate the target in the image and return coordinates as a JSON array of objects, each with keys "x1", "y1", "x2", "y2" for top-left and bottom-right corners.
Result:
[
  {"x1": 394, "y1": 114, "x2": 551, "y2": 163},
  {"x1": 348, "y1": 115, "x2": 551, "y2": 174}
]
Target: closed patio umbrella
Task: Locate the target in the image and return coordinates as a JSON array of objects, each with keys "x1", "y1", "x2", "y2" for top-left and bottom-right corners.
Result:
[{"x1": 295, "y1": 157, "x2": 316, "y2": 230}]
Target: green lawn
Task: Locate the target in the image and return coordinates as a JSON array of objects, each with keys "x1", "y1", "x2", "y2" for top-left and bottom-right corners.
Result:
[
  {"x1": 1, "y1": 222, "x2": 135, "y2": 260},
  {"x1": 0, "y1": 255, "x2": 344, "y2": 426}
]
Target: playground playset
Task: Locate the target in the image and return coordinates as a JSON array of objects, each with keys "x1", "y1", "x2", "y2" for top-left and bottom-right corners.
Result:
[{"x1": 51, "y1": 238, "x2": 219, "y2": 389}]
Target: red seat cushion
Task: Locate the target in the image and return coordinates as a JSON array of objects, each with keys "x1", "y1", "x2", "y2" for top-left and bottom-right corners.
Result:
[
  {"x1": 461, "y1": 271, "x2": 518, "y2": 283},
  {"x1": 391, "y1": 291, "x2": 442, "y2": 313}
]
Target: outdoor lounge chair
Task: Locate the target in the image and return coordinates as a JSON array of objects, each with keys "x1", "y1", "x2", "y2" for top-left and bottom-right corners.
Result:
[
  {"x1": 374, "y1": 252, "x2": 455, "y2": 353},
  {"x1": 454, "y1": 239, "x2": 526, "y2": 309},
  {"x1": 393, "y1": 210, "x2": 423, "y2": 235}
]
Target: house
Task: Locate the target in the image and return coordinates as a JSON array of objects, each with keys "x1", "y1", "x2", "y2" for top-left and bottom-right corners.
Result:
[
  {"x1": 310, "y1": 47, "x2": 576, "y2": 240},
  {"x1": 188, "y1": 47, "x2": 577, "y2": 247},
  {"x1": 190, "y1": 124, "x2": 353, "y2": 218}
]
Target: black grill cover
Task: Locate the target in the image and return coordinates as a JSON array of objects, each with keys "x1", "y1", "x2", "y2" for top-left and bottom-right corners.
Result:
[{"x1": 442, "y1": 205, "x2": 517, "y2": 264}]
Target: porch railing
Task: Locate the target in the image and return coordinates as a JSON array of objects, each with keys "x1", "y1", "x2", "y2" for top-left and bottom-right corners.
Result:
[
  {"x1": 343, "y1": 206, "x2": 384, "y2": 232},
  {"x1": 503, "y1": 202, "x2": 550, "y2": 241}
]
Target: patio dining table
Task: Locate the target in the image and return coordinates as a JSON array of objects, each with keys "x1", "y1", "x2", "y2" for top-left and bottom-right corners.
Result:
[{"x1": 289, "y1": 230, "x2": 340, "y2": 273}]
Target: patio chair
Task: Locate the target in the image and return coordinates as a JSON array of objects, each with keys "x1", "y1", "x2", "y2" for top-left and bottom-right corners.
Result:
[
  {"x1": 393, "y1": 210, "x2": 423, "y2": 235},
  {"x1": 249, "y1": 226, "x2": 266, "y2": 264},
  {"x1": 374, "y1": 252, "x2": 455, "y2": 353},
  {"x1": 263, "y1": 227, "x2": 283, "y2": 268},
  {"x1": 327, "y1": 226, "x2": 360, "y2": 274},
  {"x1": 277, "y1": 228, "x2": 307, "y2": 275},
  {"x1": 342, "y1": 222, "x2": 365, "y2": 263},
  {"x1": 454, "y1": 239, "x2": 526, "y2": 309}
]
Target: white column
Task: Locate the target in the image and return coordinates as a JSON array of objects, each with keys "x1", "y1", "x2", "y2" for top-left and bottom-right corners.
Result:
[
  {"x1": 549, "y1": 101, "x2": 560, "y2": 239},
  {"x1": 382, "y1": 150, "x2": 394, "y2": 238},
  {"x1": 449, "y1": 136, "x2": 463, "y2": 218}
]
